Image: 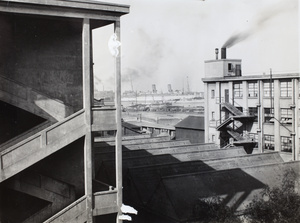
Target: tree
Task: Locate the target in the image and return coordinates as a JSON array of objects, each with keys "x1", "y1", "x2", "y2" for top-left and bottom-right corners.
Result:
[
  {"x1": 193, "y1": 196, "x2": 242, "y2": 223},
  {"x1": 245, "y1": 169, "x2": 300, "y2": 223}
]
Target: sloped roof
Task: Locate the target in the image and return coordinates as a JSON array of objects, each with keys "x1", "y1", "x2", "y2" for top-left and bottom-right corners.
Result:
[
  {"x1": 122, "y1": 121, "x2": 140, "y2": 129},
  {"x1": 175, "y1": 116, "x2": 204, "y2": 130}
]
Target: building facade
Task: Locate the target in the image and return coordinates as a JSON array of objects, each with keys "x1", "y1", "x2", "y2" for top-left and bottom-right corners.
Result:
[{"x1": 202, "y1": 48, "x2": 299, "y2": 159}]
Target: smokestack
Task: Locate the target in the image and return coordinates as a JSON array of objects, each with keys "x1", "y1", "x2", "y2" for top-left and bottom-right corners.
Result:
[
  {"x1": 221, "y1": 48, "x2": 227, "y2": 59},
  {"x1": 215, "y1": 48, "x2": 219, "y2": 60},
  {"x1": 152, "y1": 84, "x2": 157, "y2": 94}
]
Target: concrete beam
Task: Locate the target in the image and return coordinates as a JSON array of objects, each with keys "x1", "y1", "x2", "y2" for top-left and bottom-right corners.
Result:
[{"x1": 0, "y1": 0, "x2": 129, "y2": 22}]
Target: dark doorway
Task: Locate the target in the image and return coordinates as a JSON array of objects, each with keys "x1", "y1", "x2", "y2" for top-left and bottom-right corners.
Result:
[{"x1": 225, "y1": 89, "x2": 229, "y2": 103}]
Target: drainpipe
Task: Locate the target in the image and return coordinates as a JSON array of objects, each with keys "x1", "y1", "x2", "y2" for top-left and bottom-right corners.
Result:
[
  {"x1": 291, "y1": 79, "x2": 296, "y2": 160},
  {"x1": 257, "y1": 80, "x2": 263, "y2": 153}
]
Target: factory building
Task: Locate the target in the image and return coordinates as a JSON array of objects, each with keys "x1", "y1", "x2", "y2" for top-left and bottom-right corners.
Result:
[
  {"x1": 0, "y1": 0, "x2": 129, "y2": 222},
  {"x1": 202, "y1": 48, "x2": 299, "y2": 160}
]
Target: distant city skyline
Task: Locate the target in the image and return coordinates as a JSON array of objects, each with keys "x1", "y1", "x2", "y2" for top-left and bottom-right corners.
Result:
[{"x1": 93, "y1": 0, "x2": 299, "y2": 93}]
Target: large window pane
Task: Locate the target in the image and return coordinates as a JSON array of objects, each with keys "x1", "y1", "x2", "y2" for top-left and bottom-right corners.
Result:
[
  {"x1": 233, "y1": 82, "x2": 243, "y2": 98},
  {"x1": 264, "y1": 135, "x2": 274, "y2": 150},
  {"x1": 264, "y1": 108, "x2": 274, "y2": 123},
  {"x1": 281, "y1": 136, "x2": 292, "y2": 153},
  {"x1": 248, "y1": 82, "x2": 258, "y2": 97},
  {"x1": 280, "y1": 108, "x2": 292, "y2": 124},
  {"x1": 280, "y1": 80, "x2": 292, "y2": 97},
  {"x1": 263, "y1": 81, "x2": 274, "y2": 97}
]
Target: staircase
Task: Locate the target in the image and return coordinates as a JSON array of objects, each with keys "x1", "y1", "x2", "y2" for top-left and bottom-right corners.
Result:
[
  {"x1": 0, "y1": 79, "x2": 89, "y2": 222},
  {"x1": 216, "y1": 117, "x2": 234, "y2": 131},
  {"x1": 0, "y1": 92, "x2": 120, "y2": 223},
  {"x1": 0, "y1": 103, "x2": 121, "y2": 222},
  {"x1": 227, "y1": 128, "x2": 254, "y2": 144},
  {"x1": 216, "y1": 102, "x2": 256, "y2": 151},
  {"x1": 222, "y1": 102, "x2": 244, "y2": 116},
  {"x1": 0, "y1": 81, "x2": 120, "y2": 222}
]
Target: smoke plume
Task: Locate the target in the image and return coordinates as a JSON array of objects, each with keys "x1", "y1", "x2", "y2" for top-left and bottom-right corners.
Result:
[
  {"x1": 122, "y1": 68, "x2": 140, "y2": 83},
  {"x1": 223, "y1": 0, "x2": 297, "y2": 48}
]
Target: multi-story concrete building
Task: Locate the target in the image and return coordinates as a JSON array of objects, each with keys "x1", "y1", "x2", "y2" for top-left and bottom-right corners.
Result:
[
  {"x1": 0, "y1": 0, "x2": 129, "y2": 222},
  {"x1": 203, "y1": 48, "x2": 299, "y2": 160}
]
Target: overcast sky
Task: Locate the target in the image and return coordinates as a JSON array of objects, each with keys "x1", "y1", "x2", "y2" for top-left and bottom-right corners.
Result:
[{"x1": 92, "y1": 0, "x2": 299, "y2": 93}]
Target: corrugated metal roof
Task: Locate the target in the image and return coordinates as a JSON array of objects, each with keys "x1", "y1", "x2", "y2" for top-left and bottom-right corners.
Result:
[{"x1": 175, "y1": 115, "x2": 204, "y2": 130}]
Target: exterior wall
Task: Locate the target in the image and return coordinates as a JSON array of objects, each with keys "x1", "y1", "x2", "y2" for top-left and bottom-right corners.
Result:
[
  {"x1": 206, "y1": 82, "x2": 220, "y2": 145},
  {"x1": 204, "y1": 82, "x2": 209, "y2": 143},
  {"x1": 0, "y1": 14, "x2": 83, "y2": 111},
  {"x1": 175, "y1": 128, "x2": 204, "y2": 144},
  {"x1": 204, "y1": 60, "x2": 225, "y2": 78},
  {"x1": 204, "y1": 59, "x2": 241, "y2": 78}
]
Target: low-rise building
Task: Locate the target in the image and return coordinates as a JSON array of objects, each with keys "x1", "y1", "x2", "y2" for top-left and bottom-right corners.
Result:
[{"x1": 175, "y1": 116, "x2": 205, "y2": 143}]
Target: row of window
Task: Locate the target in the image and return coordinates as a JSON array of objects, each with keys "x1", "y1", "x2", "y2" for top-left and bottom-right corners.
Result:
[
  {"x1": 211, "y1": 79, "x2": 297, "y2": 99},
  {"x1": 211, "y1": 107, "x2": 293, "y2": 124},
  {"x1": 217, "y1": 133, "x2": 294, "y2": 153},
  {"x1": 264, "y1": 108, "x2": 293, "y2": 124},
  {"x1": 264, "y1": 135, "x2": 293, "y2": 153}
]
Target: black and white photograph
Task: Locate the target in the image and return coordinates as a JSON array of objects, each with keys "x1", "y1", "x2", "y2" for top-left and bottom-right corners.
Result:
[{"x1": 0, "y1": 0, "x2": 299, "y2": 222}]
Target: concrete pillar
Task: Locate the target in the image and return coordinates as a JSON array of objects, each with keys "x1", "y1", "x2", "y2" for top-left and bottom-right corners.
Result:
[
  {"x1": 273, "y1": 79, "x2": 280, "y2": 152},
  {"x1": 257, "y1": 80, "x2": 263, "y2": 153},
  {"x1": 215, "y1": 82, "x2": 220, "y2": 120},
  {"x1": 215, "y1": 82, "x2": 220, "y2": 146},
  {"x1": 291, "y1": 79, "x2": 297, "y2": 160},
  {"x1": 114, "y1": 20, "x2": 123, "y2": 223},
  {"x1": 82, "y1": 18, "x2": 94, "y2": 223},
  {"x1": 242, "y1": 81, "x2": 248, "y2": 114},
  {"x1": 228, "y1": 82, "x2": 233, "y2": 104},
  {"x1": 204, "y1": 82, "x2": 209, "y2": 143},
  {"x1": 295, "y1": 78, "x2": 299, "y2": 160}
]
